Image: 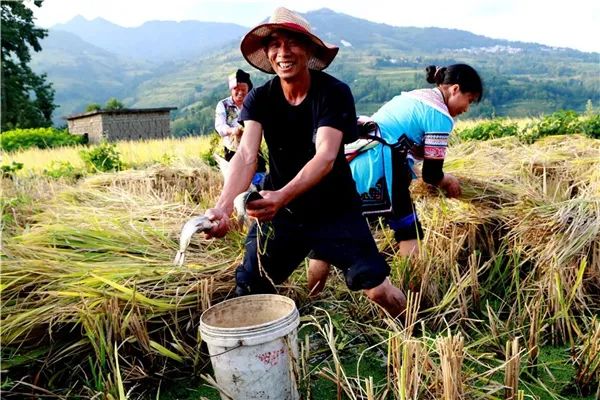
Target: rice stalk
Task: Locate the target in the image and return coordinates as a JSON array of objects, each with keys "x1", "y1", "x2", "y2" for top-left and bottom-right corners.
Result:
[
  {"x1": 525, "y1": 299, "x2": 542, "y2": 378},
  {"x1": 436, "y1": 331, "x2": 464, "y2": 400},
  {"x1": 504, "y1": 337, "x2": 521, "y2": 400},
  {"x1": 114, "y1": 342, "x2": 126, "y2": 400},
  {"x1": 300, "y1": 334, "x2": 311, "y2": 399},
  {"x1": 388, "y1": 335, "x2": 428, "y2": 400},
  {"x1": 573, "y1": 317, "x2": 600, "y2": 393}
]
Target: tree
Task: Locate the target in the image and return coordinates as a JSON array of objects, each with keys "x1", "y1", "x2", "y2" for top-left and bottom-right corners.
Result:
[
  {"x1": 104, "y1": 97, "x2": 125, "y2": 111},
  {"x1": 85, "y1": 103, "x2": 102, "y2": 112},
  {"x1": 1, "y1": 0, "x2": 56, "y2": 130}
]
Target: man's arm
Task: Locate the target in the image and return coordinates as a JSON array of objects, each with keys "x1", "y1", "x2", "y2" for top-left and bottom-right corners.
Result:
[
  {"x1": 205, "y1": 120, "x2": 262, "y2": 237},
  {"x1": 246, "y1": 126, "x2": 342, "y2": 221}
]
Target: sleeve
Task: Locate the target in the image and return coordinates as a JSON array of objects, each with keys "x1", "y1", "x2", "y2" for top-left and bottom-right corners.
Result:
[
  {"x1": 421, "y1": 107, "x2": 453, "y2": 184},
  {"x1": 240, "y1": 87, "x2": 264, "y2": 125},
  {"x1": 422, "y1": 159, "x2": 444, "y2": 184},
  {"x1": 421, "y1": 108, "x2": 453, "y2": 161},
  {"x1": 317, "y1": 81, "x2": 358, "y2": 144},
  {"x1": 214, "y1": 100, "x2": 229, "y2": 137}
]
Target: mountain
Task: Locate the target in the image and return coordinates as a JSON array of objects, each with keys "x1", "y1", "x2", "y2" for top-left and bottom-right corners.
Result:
[
  {"x1": 30, "y1": 29, "x2": 157, "y2": 121},
  {"x1": 31, "y1": 9, "x2": 599, "y2": 129},
  {"x1": 52, "y1": 15, "x2": 247, "y2": 62},
  {"x1": 307, "y1": 9, "x2": 507, "y2": 52}
]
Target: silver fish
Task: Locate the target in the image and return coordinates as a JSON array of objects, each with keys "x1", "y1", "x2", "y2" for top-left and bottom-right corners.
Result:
[
  {"x1": 233, "y1": 190, "x2": 263, "y2": 223},
  {"x1": 173, "y1": 216, "x2": 216, "y2": 266}
]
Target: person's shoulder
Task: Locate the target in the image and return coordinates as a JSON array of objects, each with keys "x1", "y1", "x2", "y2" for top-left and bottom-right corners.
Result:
[
  {"x1": 246, "y1": 77, "x2": 278, "y2": 104},
  {"x1": 313, "y1": 71, "x2": 352, "y2": 98},
  {"x1": 314, "y1": 70, "x2": 348, "y2": 87},
  {"x1": 253, "y1": 76, "x2": 279, "y2": 94},
  {"x1": 215, "y1": 96, "x2": 231, "y2": 110}
]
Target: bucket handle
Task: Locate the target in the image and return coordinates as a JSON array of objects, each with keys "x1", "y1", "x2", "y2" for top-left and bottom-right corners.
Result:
[{"x1": 201, "y1": 341, "x2": 243, "y2": 357}]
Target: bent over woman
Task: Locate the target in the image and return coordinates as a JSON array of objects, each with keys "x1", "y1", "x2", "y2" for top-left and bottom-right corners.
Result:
[{"x1": 308, "y1": 64, "x2": 484, "y2": 295}]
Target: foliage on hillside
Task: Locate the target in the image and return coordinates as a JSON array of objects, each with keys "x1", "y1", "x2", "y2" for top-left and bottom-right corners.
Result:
[
  {"x1": 455, "y1": 110, "x2": 600, "y2": 142},
  {"x1": 30, "y1": 9, "x2": 599, "y2": 124}
]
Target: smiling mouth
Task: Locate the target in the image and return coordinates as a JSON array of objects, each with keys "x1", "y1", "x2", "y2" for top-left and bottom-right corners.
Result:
[{"x1": 277, "y1": 61, "x2": 294, "y2": 71}]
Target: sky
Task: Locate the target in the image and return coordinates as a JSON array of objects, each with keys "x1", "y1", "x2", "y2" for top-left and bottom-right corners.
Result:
[{"x1": 30, "y1": 0, "x2": 600, "y2": 53}]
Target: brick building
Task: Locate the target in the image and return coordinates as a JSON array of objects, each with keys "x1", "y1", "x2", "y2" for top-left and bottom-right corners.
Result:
[{"x1": 66, "y1": 107, "x2": 177, "y2": 144}]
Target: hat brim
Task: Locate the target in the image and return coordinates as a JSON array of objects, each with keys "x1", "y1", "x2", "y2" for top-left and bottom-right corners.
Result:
[{"x1": 240, "y1": 23, "x2": 339, "y2": 74}]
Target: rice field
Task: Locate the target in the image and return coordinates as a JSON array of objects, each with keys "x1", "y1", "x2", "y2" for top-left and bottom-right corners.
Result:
[{"x1": 1, "y1": 132, "x2": 599, "y2": 399}]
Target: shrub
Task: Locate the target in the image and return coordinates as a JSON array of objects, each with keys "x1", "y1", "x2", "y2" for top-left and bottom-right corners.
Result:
[
  {"x1": 200, "y1": 132, "x2": 222, "y2": 167},
  {"x1": 80, "y1": 142, "x2": 124, "y2": 173},
  {"x1": 1, "y1": 161, "x2": 24, "y2": 179},
  {"x1": 43, "y1": 161, "x2": 84, "y2": 180},
  {"x1": 0, "y1": 128, "x2": 87, "y2": 152},
  {"x1": 581, "y1": 114, "x2": 600, "y2": 139},
  {"x1": 520, "y1": 110, "x2": 582, "y2": 143},
  {"x1": 159, "y1": 153, "x2": 175, "y2": 166},
  {"x1": 455, "y1": 119, "x2": 519, "y2": 141}
]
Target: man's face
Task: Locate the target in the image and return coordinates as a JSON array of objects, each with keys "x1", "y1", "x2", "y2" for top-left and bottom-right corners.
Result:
[{"x1": 265, "y1": 31, "x2": 310, "y2": 80}]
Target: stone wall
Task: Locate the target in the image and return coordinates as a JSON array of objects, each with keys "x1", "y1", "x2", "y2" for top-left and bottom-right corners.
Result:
[
  {"x1": 101, "y1": 112, "x2": 171, "y2": 142},
  {"x1": 67, "y1": 111, "x2": 172, "y2": 144},
  {"x1": 67, "y1": 114, "x2": 103, "y2": 143}
]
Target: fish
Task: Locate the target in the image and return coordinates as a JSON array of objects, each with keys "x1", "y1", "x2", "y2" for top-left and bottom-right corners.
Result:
[
  {"x1": 233, "y1": 190, "x2": 263, "y2": 223},
  {"x1": 174, "y1": 190, "x2": 262, "y2": 266},
  {"x1": 173, "y1": 216, "x2": 216, "y2": 266}
]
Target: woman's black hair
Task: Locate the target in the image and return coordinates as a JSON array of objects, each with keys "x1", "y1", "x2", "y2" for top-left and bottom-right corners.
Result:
[{"x1": 425, "y1": 64, "x2": 483, "y2": 102}]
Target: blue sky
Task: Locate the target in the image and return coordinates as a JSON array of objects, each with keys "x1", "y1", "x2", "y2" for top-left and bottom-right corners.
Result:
[{"x1": 31, "y1": 0, "x2": 600, "y2": 53}]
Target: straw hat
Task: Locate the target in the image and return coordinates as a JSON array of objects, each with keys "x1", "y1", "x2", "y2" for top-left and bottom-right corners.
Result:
[{"x1": 240, "y1": 7, "x2": 339, "y2": 74}]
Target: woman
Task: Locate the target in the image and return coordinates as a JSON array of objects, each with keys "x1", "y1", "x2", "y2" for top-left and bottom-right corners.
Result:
[
  {"x1": 214, "y1": 68, "x2": 266, "y2": 186},
  {"x1": 215, "y1": 69, "x2": 253, "y2": 160},
  {"x1": 308, "y1": 63, "x2": 484, "y2": 295}
]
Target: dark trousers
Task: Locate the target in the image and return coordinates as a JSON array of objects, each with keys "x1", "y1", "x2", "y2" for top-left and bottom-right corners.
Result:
[{"x1": 235, "y1": 210, "x2": 390, "y2": 296}]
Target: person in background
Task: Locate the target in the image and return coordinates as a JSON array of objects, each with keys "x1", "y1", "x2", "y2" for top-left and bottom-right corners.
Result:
[
  {"x1": 308, "y1": 64, "x2": 484, "y2": 295},
  {"x1": 215, "y1": 69, "x2": 253, "y2": 161},
  {"x1": 203, "y1": 7, "x2": 407, "y2": 317},
  {"x1": 214, "y1": 68, "x2": 266, "y2": 187}
]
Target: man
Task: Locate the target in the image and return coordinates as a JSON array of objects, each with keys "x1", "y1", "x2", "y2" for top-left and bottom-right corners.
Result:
[{"x1": 204, "y1": 7, "x2": 406, "y2": 317}]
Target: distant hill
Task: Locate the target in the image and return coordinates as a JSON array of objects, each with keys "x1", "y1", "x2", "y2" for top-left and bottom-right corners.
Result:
[
  {"x1": 52, "y1": 15, "x2": 247, "y2": 62},
  {"x1": 31, "y1": 8, "x2": 599, "y2": 129},
  {"x1": 307, "y1": 9, "x2": 506, "y2": 52},
  {"x1": 30, "y1": 29, "x2": 157, "y2": 121}
]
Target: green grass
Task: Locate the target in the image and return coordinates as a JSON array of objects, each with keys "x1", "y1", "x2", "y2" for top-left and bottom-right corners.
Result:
[
  {"x1": 526, "y1": 347, "x2": 598, "y2": 400},
  {"x1": 158, "y1": 378, "x2": 220, "y2": 400},
  {"x1": 157, "y1": 339, "x2": 595, "y2": 400}
]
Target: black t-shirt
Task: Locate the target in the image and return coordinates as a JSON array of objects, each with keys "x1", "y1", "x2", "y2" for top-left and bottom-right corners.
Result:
[{"x1": 240, "y1": 70, "x2": 361, "y2": 220}]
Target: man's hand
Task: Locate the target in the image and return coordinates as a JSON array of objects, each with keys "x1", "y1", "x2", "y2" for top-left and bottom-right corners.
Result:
[
  {"x1": 439, "y1": 173, "x2": 461, "y2": 198},
  {"x1": 245, "y1": 190, "x2": 287, "y2": 221},
  {"x1": 204, "y1": 208, "x2": 231, "y2": 238}
]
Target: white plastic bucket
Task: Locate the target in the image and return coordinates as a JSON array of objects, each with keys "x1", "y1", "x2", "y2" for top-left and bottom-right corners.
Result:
[{"x1": 199, "y1": 294, "x2": 300, "y2": 400}]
